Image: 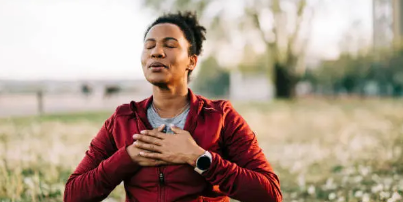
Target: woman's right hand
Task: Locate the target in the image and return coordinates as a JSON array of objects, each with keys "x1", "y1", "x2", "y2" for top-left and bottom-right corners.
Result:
[{"x1": 126, "y1": 125, "x2": 168, "y2": 166}]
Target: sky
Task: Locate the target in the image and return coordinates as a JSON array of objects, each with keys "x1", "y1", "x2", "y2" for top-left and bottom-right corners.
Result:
[{"x1": 0, "y1": 0, "x2": 372, "y2": 80}]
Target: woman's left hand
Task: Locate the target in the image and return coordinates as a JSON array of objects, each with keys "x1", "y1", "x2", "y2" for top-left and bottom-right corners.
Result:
[{"x1": 133, "y1": 124, "x2": 205, "y2": 166}]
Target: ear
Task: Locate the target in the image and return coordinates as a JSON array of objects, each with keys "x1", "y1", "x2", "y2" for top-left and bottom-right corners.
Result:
[{"x1": 187, "y1": 55, "x2": 198, "y2": 71}]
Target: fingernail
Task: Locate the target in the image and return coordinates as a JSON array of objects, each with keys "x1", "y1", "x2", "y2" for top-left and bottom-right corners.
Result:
[
  {"x1": 139, "y1": 151, "x2": 145, "y2": 156},
  {"x1": 170, "y1": 124, "x2": 175, "y2": 128},
  {"x1": 140, "y1": 130, "x2": 146, "y2": 134},
  {"x1": 133, "y1": 134, "x2": 139, "y2": 138}
]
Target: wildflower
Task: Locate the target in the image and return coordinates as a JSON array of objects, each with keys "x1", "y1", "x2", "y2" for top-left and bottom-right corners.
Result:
[
  {"x1": 308, "y1": 185, "x2": 315, "y2": 195},
  {"x1": 329, "y1": 192, "x2": 336, "y2": 200},
  {"x1": 354, "y1": 190, "x2": 363, "y2": 198}
]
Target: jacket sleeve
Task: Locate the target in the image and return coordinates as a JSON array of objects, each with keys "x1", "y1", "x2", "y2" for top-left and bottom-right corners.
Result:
[
  {"x1": 64, "y1": 110, "x2": 140, "y2": 202},
  {"x1": 201, "y1": 101, "x2": 282, "y2": 202}
]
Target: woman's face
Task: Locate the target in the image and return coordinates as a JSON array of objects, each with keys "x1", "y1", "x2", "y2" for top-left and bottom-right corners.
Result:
[{"x1": 141, "y1": 23, "x2": 196, "y2": 86}]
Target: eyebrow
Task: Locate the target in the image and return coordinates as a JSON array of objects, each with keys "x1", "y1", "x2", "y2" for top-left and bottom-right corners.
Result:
[{"x1": 145, "y1": 37, "x2": 179, "y2": 42}]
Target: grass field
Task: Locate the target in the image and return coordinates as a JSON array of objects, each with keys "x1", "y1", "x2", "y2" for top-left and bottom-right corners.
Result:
[{"x1": 0, "y1": 98, "x2": 402, "y2": 202}]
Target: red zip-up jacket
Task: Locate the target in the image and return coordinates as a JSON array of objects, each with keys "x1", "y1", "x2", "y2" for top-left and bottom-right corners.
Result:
[{"x1": 64, "y1": 89, "x2": 282, "y2": 202}]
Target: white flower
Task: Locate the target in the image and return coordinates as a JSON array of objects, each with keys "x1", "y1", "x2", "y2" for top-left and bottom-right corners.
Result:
[
  {"x1": 297, "y1": 174, "x2": 305, "y2": 188},
  {"x1": 329, "y1": 193, "x2": 336, "y2": 200},
  {"x1": 344, "y1": 167, "x2": 356, "y2": 175},
  {"x1": 354, "y1": 190, "x2": 363, "y2": 198},
  {"x1": 325, "y1": 178, "x2": 336, "y2": 190},
  {"x1": 337, "y1": 196, "x2": 345, "y2": 202},
  {"x1": 387, "y1": 192, "x2": 402, "y2": 202},
  {"x1": 362, "y1": 193, "x2": 370, "y2": 202},
  {"x1": 354, "y1": 175, "x2": 363, "y2": 183},
  {"x1": 372, "y1": 184, "x2": 384, "y2": 193},
  {"x1": 341, "y1": 176, "x2": 349, "y2": 185},
  {"x1": 308, "y1": 185, "x2": 315, "y2": 195},
  {"x1": 23, "y1": 177, "x2": 34, "y2": 188},
  {"x1": 380, "y1": 191, "x2": 391, "y2": 199},
  {"x1": 359, "y1": 165, "x2": 371, "y2": 176}
]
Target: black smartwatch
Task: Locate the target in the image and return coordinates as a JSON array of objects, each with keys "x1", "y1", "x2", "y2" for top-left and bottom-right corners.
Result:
[{"x1": 194, "y1": 151, "x2": 212, "y2": 174}]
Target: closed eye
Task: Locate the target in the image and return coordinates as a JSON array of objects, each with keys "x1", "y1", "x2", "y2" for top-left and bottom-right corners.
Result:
[
  {"x1": 165, "y1": 45, "x2": 176, "y2": 48},
  {"x1": 144, "y1": 43, "x2": 155, "y2": 49}
]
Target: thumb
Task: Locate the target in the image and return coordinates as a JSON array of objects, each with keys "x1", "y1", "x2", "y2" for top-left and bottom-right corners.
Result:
[{"x1": 157, "y1": 124, "x2": 166, "y2": 132}]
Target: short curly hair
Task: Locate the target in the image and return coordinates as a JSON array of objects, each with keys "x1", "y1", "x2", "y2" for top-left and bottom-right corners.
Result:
[{"x1": 144, "y1": 11, "x2": 207, "y2": 81}]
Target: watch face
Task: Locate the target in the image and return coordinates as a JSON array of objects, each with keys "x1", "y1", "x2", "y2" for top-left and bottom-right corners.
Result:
[{"x1": 197, "y1": 156, "x2": 211, "y2": 170}]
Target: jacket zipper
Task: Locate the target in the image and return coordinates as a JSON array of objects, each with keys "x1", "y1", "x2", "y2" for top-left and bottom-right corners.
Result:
[
  {"x1": 159, "y1": 171, "x2": 164, "y2": 184},
  {"x1": 158, "y1": 167, "x2": 165, "y2": 202},
  {"x1": 133, "y1": 103, "x2": 167, "y2": 202}
]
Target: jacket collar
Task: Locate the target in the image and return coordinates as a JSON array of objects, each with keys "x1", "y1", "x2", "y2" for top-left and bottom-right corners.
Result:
[{"x1": 130, "y1": 88, "x2": 204, "y2": 134}]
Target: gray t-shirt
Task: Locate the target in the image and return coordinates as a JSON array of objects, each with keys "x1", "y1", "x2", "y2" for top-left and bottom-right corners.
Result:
[{"x1": 147, "y1": 103, "x2": 190, "y2": 134}]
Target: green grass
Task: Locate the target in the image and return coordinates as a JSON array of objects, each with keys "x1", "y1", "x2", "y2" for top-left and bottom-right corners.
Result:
[
  {"x1": 0, "y1": 98, "x2": 403, "y2": 202},
  {"x1": 0, "y1": 111, "x2": 111, "y2": 125}
]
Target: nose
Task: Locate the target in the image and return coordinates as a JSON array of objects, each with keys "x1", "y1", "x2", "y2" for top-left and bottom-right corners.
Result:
[{"x1": 151, "y1": 46, "x2": 165, "y2": 58}]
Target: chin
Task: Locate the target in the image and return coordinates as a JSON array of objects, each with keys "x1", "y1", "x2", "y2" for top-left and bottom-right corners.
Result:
[{"x1": 146, "y1": 77, "x2": 169, "y2": 88}]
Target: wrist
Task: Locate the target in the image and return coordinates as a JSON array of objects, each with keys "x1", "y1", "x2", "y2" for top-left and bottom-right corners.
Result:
[{"x1": 187, "y1": 147, "x2": 205, "y2": 167}]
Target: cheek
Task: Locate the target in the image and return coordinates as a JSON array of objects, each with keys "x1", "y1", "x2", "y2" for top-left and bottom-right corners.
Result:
[
  {"x1": 170, "y1": 50, "x2": 189, "y2": 66},
  {"x1": 141, "y1": 50, "x2": 148, "y2": 67}
]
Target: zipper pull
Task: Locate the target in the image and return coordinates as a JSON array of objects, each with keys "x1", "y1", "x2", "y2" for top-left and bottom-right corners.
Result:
[{"x1": 159, "y1": 172, "x2": 164, "y2": 184}]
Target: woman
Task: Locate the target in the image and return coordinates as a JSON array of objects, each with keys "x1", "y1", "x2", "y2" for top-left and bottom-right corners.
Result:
[{"x1": 64, "y1": 11, "x2": 282, "y2": 202}]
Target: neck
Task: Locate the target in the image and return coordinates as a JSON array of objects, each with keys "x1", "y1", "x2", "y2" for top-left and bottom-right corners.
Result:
[{"x1": 152, "y1": 84, "x2": 189, "y2": 118}]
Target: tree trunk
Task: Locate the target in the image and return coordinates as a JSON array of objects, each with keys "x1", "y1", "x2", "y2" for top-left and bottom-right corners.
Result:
[{"x1": 274, "y1": 63, "x2": 296, "y2": 99}]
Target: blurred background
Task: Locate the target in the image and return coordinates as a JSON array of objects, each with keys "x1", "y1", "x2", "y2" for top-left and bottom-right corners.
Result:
[{"x1": 0, "y1": 0, "x2": 402, "y2": 201}]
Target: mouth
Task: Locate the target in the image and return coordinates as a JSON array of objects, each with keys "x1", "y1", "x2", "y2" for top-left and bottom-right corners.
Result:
[{"x1": 148, "y1": 62, "x2": 168, "y2": 69}]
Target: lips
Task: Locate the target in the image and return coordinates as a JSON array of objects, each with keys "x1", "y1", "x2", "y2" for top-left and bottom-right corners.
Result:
[{"x1": 148, "y1": 62, "x2": 168, "y2": 69}]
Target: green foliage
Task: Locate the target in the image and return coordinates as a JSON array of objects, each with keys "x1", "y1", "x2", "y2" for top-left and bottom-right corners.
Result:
[{"x1": 304, "y1": 50, "x2": 403, "y2": 97}]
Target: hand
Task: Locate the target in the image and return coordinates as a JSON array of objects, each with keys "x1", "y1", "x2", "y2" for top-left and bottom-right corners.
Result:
[
  {"x1": 133, "y1": 124, "x2": 205, "y2": 166},
  {"x1": 126, "y1": 125, "x2": 169, "y2": 166}
]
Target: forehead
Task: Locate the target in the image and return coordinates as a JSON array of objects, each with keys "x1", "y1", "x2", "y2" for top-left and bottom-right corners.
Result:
[{"x1": 145, "y1": 23, "x2": 186, "y2": 41}]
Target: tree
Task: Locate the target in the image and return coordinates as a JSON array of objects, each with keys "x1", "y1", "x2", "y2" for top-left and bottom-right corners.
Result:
[
  {"x1": 246, "y1": 0, "x2": 315, "y2": 99},
  {"x1": 142, "y1": 0, "x2": 317, "y2": 99}
]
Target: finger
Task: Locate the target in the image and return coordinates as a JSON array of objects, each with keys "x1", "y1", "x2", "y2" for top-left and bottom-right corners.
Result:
[
  {"x1": 140, "y1": 130, "x2": 150, "y2": 135},
  {"x1": 132, "y1": 134, "x2": 141, "y2": 140},
  {"x1": 133, "y1": 134, "x2": 162, "y2": 146},
  {"x1": 138, "y1": 149, "x2": 152, "y2": 154},
  {"x1": 133, "y1": 141, "x2": 160, "y2": 152},
  {"x1": 170, "y1": 124, "x2": 183, "y2": 134},
  {"x1": 139, "y1": 151, "x2": 164, "y2": 160},
  {"x1": 157, "y1": 160, "x2": 169, "y2": 165},
  {"x1": 151, "y1": 159, "x2": 166, "y2": 166},
  {"x1": 157, "y1": 124, "x2": 165, "y2": 132},
  {"x1": 133, "y1": 141, "x2": 162, "y2": 153},
  {"x1": 141, "y1": 129, "x2": 164, "y2": 139}
]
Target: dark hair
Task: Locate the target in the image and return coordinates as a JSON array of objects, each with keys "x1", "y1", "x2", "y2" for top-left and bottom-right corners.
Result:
[{"x1": 144, "y1": 11, "x2": 207, "y2": 81}]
